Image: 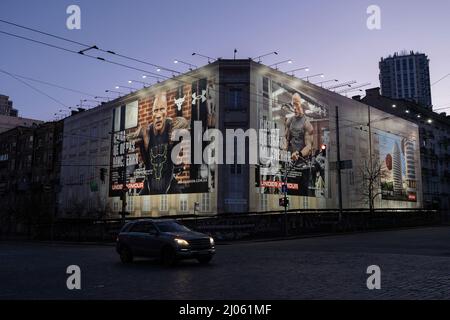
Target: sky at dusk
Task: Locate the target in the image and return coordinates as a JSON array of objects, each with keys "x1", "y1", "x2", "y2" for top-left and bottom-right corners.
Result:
[{"x1": 0, "y1": 0, "x2": 449, "y2": 121}]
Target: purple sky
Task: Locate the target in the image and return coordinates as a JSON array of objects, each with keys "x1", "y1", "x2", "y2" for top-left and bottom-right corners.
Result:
[{"x1": 0, "y1": 0, "x2": 449, "y2": 120}]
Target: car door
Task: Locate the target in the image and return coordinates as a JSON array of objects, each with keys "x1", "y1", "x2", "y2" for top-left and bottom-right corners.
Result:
[
  {"x1": 128, "y1": 222, "x2": 148, "y2": 256},
  {"x1": 139, "y1": 222, "x2": 161, "y2": 257}
]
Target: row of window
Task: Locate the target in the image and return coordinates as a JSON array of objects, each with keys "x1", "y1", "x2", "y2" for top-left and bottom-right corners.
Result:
[
  {"x1": 112, "y1": 194, "x2": 211, "y2": 213},
  {"x1": 258, "y1": 194, "x2": 311, "y2": 211}
]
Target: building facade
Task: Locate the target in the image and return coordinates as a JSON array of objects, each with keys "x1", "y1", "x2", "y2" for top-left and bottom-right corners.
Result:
[
  {"x1": 357, "y1": 87, "x2": 450, "y2": 210},
  {"x1": 0, "y1": 121, "x2": 63, "y2": 234},
  {"x1": 0, "y1": 94, "x2": 18, "y2": 117},
  {"x1": 0, "y1": 114, "x2": 42, "y2": 133},
  {"x1": 379, "y1": 51, "x2": 432, "y2": 108},
  {"x1": 57, "y1": 60, "x2": 423, "y2": 218},
  {"x1": 58, "y1": 106, "x2": 113, "y2": 218}
]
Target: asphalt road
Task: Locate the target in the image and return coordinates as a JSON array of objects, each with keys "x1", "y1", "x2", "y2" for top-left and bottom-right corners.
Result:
[{"x1": 1, "y1": 226, "x2": 450, "y2": 299}]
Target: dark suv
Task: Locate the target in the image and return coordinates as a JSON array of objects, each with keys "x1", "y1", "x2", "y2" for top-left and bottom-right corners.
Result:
[{"x1": 116, "y1": 219, "x2": 215, "y2": 265}]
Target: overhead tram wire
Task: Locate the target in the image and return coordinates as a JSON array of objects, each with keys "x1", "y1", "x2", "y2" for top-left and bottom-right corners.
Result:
[
  {"x1": 0, "y1": 24, "x2": 430, "y2": 140},
  {"x1": 0, "y1": 68, "x2": 70, "y2": 109},
  {"x1": 1, "y1": 19, "x2": 333, "y2": 108},
  {"x1": 0, "y1": 20, "x2": 389, "y2": 123},
  {"x1": 1, "y1": 24, "x2": 351, "y2": 120},
  {"x1": 0, "y1": 18, "x2": 183, "y2": 76},
  {"x1": 0, "y1": 30, "x2": 171, "y2": 82},
  {"x1": 0, "y1": 68, "x2": 98, "y2": 98}
]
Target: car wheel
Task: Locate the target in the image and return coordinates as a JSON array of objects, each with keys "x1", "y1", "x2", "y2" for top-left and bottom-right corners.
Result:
[
  {"x1": 197, "y1": 255, "x2": 213, "y2": 264},
  {"x1": 161, "y1": 246, "x2": 177, "y2": 266},
  {"x1": 119, "y1": 246, "x2": 133, "y2": 263}
]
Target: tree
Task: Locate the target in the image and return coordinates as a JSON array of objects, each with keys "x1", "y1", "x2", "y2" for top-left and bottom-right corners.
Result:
[{"x1": 359, "y1": 159, "x2": 387, "y2": 212}]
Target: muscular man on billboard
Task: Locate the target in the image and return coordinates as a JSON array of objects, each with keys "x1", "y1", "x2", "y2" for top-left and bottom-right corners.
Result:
[
  {"x1": 134, "y1": 92, "x2": 188, "y2": 195},
  {"x1": 285, "y1": 93, "x2": 314, "y2": 162},
  {"x1": 284, "y1": 93, "x2": 314, "y2": 196}
]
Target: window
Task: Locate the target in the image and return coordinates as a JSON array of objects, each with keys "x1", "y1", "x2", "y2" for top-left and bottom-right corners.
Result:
[
  {"x1": 88, "y1": 198, "x2": 95, "y2": 211},
  {"x1": 142, "y1": 196, "x2": 151, "y2": 212},
  {"x1": 160, "y1": 195, "x2": 168, "y2": 212},
  {"x1": 125, "y1": 101, "x2": 138, "y2": 129},
  {"x1": 79, "y1": 174, "x2": 84, "y2": 185},
  {"x1": 260, "y1": 193, "x2": 268, "y2": 212},
  {"x1": 230, "y1": 164, "x2": 242, "y2": 175},
  {"x1": 90, "y1": 127, "x2": 97, "y2": 140},
  {"x1": 229, "y1": 88, "x2": 243, "y2": 110},
  {"x1": 128, "y1": 196, "x2": 134, "y2": 212},
  {"x1": 302, "y1": 197, "x2": 308, "y2": 209},
  {"x1": 201, "y1": 193, "x2": 210, "y2": 212},
  {"x1": 179, "y1": 194, "x2": 188, "y2": 212},
  {"x1": 349, "y1": 170, "x2": 355, "y2": 185},
  {"x1": 113, "y1": 201, "x2": 119, "y2": 212}
]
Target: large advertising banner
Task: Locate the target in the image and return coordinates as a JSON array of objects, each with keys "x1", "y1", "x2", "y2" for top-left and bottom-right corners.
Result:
[
  {"x1": 378, "y1": 131, "x2": 418, "y2": 202},
  {"x1": 109, "y1": 78, "x2": 216, "y2": 197},
  {"x1": 256, "y1": 78, "x2": 330, "y2": 198}
]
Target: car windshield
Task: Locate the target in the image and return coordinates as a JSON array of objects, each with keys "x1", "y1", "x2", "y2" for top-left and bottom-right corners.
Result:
[{"x1": 155, "y1": 221, "x2": 191, "y2": 233}]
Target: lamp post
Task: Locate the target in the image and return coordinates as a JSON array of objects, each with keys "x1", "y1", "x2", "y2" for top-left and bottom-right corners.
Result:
[
  {"x1": 282, "y1": 160, "x2": 295, "y2": 237},
  {"x1": 174, "y1": 59, "x2": 198, "y2": 70},
  {"x1": 142, "y1": 75, "x2": 163, "y2": 83},
  {"x1": 315, "y1": 79, "x2": 338, "y2": 87},
  {"x1": 105, "y1": 89, "x2": 126, "y2": 97},
  {"x1": 192, "y1": 52, "x2": 216, "y2": 63},
  {"x1": 83, "y1": 99, "x2": 102, "y2": 104},
  {"x1": 300, "y1": 73, "x2": 324, "y2": 82},
  {"x1": 128, "y1": 80, "x2": 151, "y2": 88},
  {"x1": 286, "y1": 67, "x2": 309, "y2": 76},
  {"x1": 115, "y1": 85, "x2": 137, "y2": 93},
  {"x1": 94, "y1": 96, "x2": 111, "y2": 101},
  {"x1": 269, "y1": 59, "x2": 293, "y2": 70},
  {"x1": 252, "y1": 51, "x2": 278, "y2": 63}
]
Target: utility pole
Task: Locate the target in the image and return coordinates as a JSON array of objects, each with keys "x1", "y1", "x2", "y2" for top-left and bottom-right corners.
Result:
[
  {"x1": 282, "y1": 161, "x2": 292, "y2": 237},
  {"x1": 119, "y1": 132, "x2": 129, "y2": 224},
  {"x1": 367, "y1": 105, "x2": 373, "y2": 213},
  {"x1": 335, "y1": 106, "x2": 343, "y2": 221}
]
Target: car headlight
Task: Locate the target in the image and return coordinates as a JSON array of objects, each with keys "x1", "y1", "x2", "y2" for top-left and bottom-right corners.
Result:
[
  {"x1": 174, "y1": 238, "x2": 189, "y2": 246},
  {"x1": 209, "y1": 237, "x2": 215, "y2": 246}
]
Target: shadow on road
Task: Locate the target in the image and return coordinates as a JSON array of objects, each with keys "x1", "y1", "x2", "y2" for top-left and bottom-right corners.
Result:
[{"x1": 114, "y1": 258, "x2": 217, "y2": 271}]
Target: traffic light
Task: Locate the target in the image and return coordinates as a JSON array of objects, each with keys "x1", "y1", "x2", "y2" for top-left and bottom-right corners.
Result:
[
  {"x1": 279, "y1": 197, "x2": 289, "y2": 208},
  {"x1": 320, "y1": 144, "x2": 327, "y2": 157},
  {"x1": 100, "y1": 168, "x2": 107, "y2": 183}
]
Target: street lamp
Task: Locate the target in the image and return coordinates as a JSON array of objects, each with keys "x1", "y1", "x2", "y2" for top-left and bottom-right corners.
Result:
[
  {"x1": 315, "y1": 79, "x2": 338, "y2": 87},
  {"x1": 285, "y1": 67, "x2": 309, "y2": 76},
  {"x1": 192, "y1": 52, "x2": 216, "y2": 63},
  {"x1": 83, "y1": 99, "x2": 102, "y2": 104},
  {"x1": 94, "y1": 96, "x2": 111, "y2": 102},
  {"x1": 252, "y1": 51, "x2": 278, "y2": 63},
  {"x1": 300, "y1": 73, "x2": 324, "y2": 82},
  {"x1": 142, "y1": 74, "x2": 163, "y2": 82},
  {"x1": 174, "y1": 59, "x2": 197, "y2": 70},
  {"x1": 115, "y1": 85, "x2": 137, "y2": 93},
  {"x1": 105, "y1": 89, "x2": 126, "y2": 96},
  {"x1": 128, "y1": 79, "x2": 151, "y2": 88},
  {"x1": 269, "y1": 59, "x2": 293, "y2": 70},
  {"x1": 77, "y1": 104, "x2": 94, "y2": 109}
]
